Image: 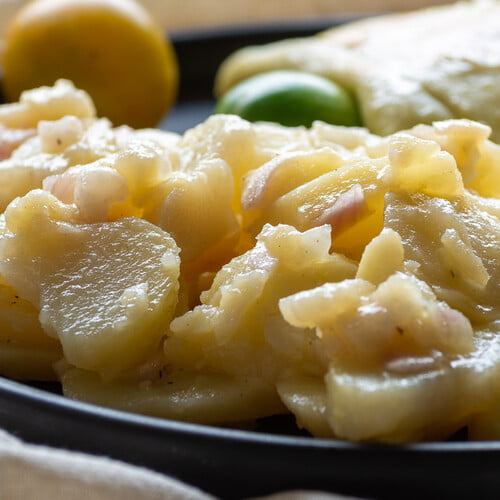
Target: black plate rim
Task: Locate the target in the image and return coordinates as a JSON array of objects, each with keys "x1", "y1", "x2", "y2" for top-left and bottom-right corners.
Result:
[
  {"x1": 1, "y1": 374, "x2": 499, "y2": 455},
  {"x1": 2, "y1": 16, "x2": 500, "y2": 500}
]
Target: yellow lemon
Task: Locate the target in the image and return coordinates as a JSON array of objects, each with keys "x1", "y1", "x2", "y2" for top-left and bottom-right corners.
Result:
[{"x1": 2, "y1": 0, "x2": 179, "y2": 128}]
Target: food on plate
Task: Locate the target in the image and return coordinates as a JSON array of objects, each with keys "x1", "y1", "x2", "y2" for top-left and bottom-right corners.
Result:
[
  {"x1": 1, "y1": 0, "x2": 178, "y2": 128},
  {"x1": 0, "y1": 80, "x2": 500, "y2": 443},
  {"x1": 215, "y1": 70, "x2": 361, "y2": 128},
  {"x1": 214, "y1": 1, "x2": 500, "y2": 141}
]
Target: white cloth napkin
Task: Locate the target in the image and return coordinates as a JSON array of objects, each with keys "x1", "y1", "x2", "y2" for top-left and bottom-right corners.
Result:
[
  {"x1": 0, "y1": 429, "x2": 359, "y2": 500},
  {"x1": 0, "y1": 428, "x2": 214, "y2": 500}
]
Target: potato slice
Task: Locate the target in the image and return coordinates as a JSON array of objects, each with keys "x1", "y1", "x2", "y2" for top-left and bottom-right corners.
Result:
[
  {"x1": 384, "y1": 192, "x2": 500, "y2": 324},
  {"x1": 281, "y1": 272, "x2": 500, "y2": 442},
  {"x1": 0, "y1": 190, "x2": 180, "y2": 379},
  {"x1": 277, "y1": 375, "x2": 333, "y2": 438},
  {"x1": 0, "y1": 79, "x2": 95, "y2": 129},
  {"x1": 61, "y1": 367, "x2": 285, "y2": 425},
  {"x1": 242, "y1": 148, "x2": 345, "y2": 212},
  {"x1": 257, "y1": 157, "x2": 389, "y2": 261},
  {"x1": 388, "y1": 133, "x2": 463, "y2": 199},
  {"x1": 0, "y1": 282, "x2": 61, "y2": 380},
  {"x1": 167, "y1": 223, "x2": 356, "y2": 383},
  {"x1": 155, "y1": 158, "x2": 240, "y2": 263},
  {"x1": 356, "y1": 228, "x2": 404, "y2": 285},
  {"x1": 324, "y1": 338, "x2": 500, "y2": 443}
]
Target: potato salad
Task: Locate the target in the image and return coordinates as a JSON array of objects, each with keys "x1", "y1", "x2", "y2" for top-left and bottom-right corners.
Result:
[{"x1": 0, "y1": 80, "x2": 499, "y2": 443}]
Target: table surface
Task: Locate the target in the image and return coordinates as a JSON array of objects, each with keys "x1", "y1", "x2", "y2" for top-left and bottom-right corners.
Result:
[
  {"x1": 0, "y1": 0, "x2": 454, "y2": 35},
  {"x1": 147, "y1": 0, "x2": 453, "y2": 30}
]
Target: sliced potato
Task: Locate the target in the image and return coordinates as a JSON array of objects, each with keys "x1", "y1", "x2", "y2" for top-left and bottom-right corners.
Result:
[
  {"x1": 0, "y1": 190, "x2": 180, "y2": 379},
  {"x1": 167, "y1": 224, "x2": 355, "y2": 384},
  {"x1": 325, "y1": 330, "x2": 500, "y2": 443},
  {"x1": 384, "y1": 192, "x2": 500, "y2": 324},
  {"x1": 277, "y1": 375, "x2": 333, "y2": 438},
  {"x1": 0, "y1": 281, "x2": 61, "y2": 380},
  {"x1": 62, "y1": 367, "x2": 286, "y2": 424}
]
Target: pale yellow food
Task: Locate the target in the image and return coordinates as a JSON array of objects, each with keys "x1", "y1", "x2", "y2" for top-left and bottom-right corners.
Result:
[
  {"x1": 0, "y1": 81, "x2": 499, "y2": 443},
  {"x1": 215, "y1": 0, "x2": 500, "y2": 142},
  {"x1": 1, "y1": 190, "x2": 181, "y2": 379},
  {"x1": 0, "y1": 279, "x2": 62, "y2": 381}
]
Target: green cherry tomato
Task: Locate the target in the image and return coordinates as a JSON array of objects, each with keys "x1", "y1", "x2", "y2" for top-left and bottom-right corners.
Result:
[{"x1": 215, "y1": 70, "x2": 361, "y2": 128}]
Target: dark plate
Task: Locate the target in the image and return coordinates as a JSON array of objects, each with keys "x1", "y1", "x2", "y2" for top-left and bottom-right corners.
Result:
[{"x1": 2, "y1": 18, "x2": 500, "y2": 500}]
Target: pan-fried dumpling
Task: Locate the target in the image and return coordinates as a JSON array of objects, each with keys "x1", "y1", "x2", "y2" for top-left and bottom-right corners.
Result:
[{"x1": 215, "y1": 1, "x2": 500, "y2": 141}]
